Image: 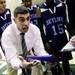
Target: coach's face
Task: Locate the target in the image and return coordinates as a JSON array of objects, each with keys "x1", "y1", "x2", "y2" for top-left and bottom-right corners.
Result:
[{"x1": 14, "y1": 13, "x2": 30, "y2": 33}]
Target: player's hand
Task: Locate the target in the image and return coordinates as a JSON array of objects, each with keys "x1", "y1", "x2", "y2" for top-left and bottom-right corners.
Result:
[{"x1": 70, "y1": 36, "x2": 75, "y2": 46}]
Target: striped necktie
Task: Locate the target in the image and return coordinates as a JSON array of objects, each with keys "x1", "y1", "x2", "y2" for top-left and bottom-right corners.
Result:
[
  {"x1": 20, "y1": 33, "x2": 31, "y2": 75},
  {"x1": 20, "y1": 33, "x2": 28, "y2": 57}
]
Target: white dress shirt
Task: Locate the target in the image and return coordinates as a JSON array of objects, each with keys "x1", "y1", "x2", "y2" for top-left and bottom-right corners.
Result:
[{"x1": 1, "y1": 22, "x2": 49, "y2": 70}]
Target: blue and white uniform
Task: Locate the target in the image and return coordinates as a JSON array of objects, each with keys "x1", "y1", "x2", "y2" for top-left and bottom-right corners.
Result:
[
  {"x1": 28, "y1": 4, "x2": 40, "y2": 27},
  {"x1": 0, "y1": 9, "x2": 12, "y2": 36},
  {"x1": 39, "y1": 2, "x2": 72, "y2": 75},
  {"x1": 40, "y1": 2, "x2": 70, "y2": 52}
]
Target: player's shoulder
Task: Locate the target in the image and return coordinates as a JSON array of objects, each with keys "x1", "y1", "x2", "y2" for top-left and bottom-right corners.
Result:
[
  {"x1": 4, "y1": 8, "x2": 11, "y2": 14},
  {"x1": 56, "y1": 2, "x2": 63, "y2": 8},
  {"x1": 39, "y1": 2, "x2": 47, "y2": 9}
]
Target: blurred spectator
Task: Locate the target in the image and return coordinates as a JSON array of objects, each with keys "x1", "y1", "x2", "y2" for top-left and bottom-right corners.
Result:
[
  {"x1": 21, "y1": 0, "x2": 41, "y2": 27},
  {"x1": 66, "y1": 0, "x2": 75, "y2": 37},
  {"x1": 0, "y1": 0, "x2": 12, "y2": 59},
  {"x1": 0, "y1": 0, "x2": 12, "y2": 45}
]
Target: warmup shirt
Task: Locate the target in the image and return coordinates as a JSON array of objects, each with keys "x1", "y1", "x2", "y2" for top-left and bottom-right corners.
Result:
[
  {"x1": 0, "y1": 9, "x2": 12, "y2": 37},
  {"x1": 40, "y1": 2, "x2": 68, "y2": 51},
  {"x1": 28, "y1": 4, "x2": 40, "y2": 27}
]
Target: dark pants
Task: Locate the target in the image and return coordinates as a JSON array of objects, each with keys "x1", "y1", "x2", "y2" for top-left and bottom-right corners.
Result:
[
  {"x1": 50, "y1": 62, "x2": 63, "y2": 75},
  {"x1": 48, "y1": 50, "x2": 72, "y2": 75},
  {"x1": 50, "y1": 53, "x2": 72, "y2": 75},
  {"x1": 50, "y1": 61, "x2": 71, "y2": 75},
  {"x1": 62, "y1": 60, "x2": 71, "y2": 75},
  {"x1": 22, "y1": 68, "x2": 31, "y2": 75}
]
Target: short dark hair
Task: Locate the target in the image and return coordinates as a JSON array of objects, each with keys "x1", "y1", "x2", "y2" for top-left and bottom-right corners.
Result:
[{"x1": 14, "y1": 6, "x2": 29, "y2": 17}]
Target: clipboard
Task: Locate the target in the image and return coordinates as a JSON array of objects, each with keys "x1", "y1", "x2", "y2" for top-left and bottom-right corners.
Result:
[{"x1": 26, "y1": 55, "x2": 58, "y2": 62}]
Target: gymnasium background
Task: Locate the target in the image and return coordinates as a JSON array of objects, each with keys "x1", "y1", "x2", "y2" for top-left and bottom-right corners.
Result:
[{"x1": 0, "y1": 0, "x2": 75, "y2": 75}]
